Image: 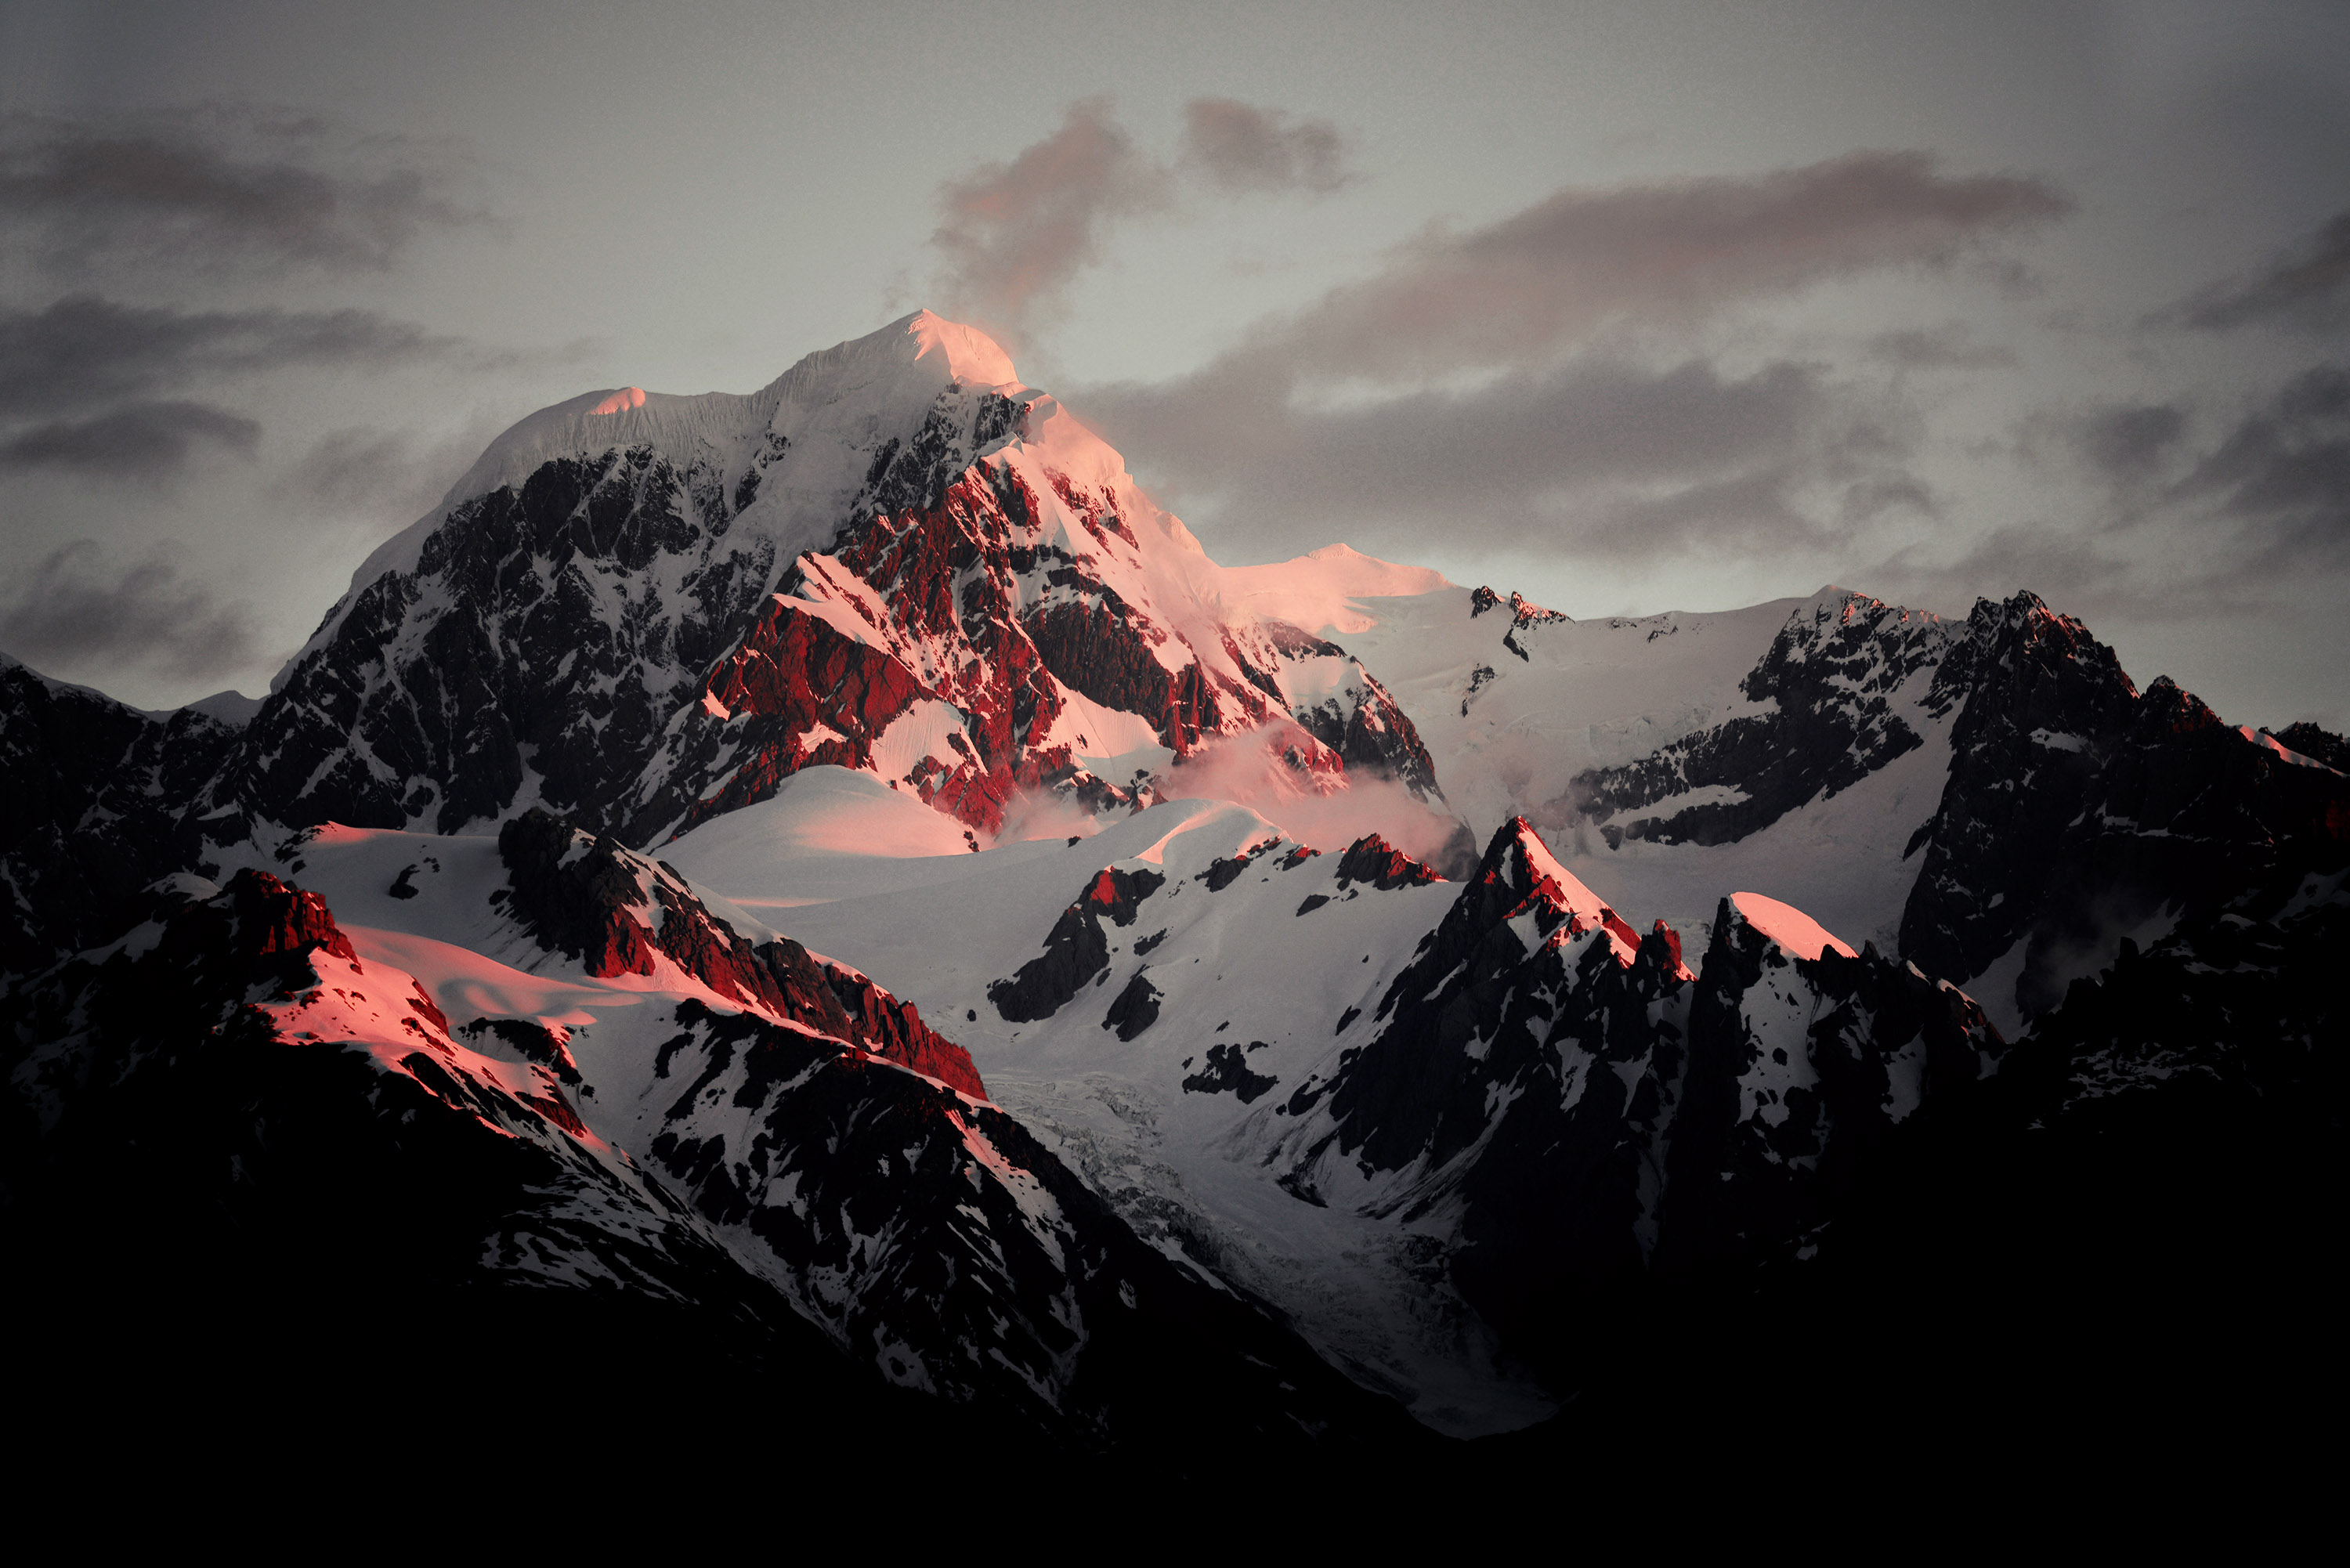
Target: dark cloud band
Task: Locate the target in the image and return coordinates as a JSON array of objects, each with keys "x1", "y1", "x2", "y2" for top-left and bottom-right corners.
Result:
[{"x1": 0, "y1": 107, "x2": 490, "y2": 275}]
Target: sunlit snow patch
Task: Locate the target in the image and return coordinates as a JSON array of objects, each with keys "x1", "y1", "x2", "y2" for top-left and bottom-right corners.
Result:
[
  {"x1": 2238, "y1": 725, "x2": 2345, "y2": 774},
  {"x1": 1729, "y1": 891, "x2": 1859, "y2": 960},
  {"x1": 587, "y1": 386, "x2": 646, "y2": 415}
]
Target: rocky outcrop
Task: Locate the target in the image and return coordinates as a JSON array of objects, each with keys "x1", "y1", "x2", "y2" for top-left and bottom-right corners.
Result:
[
  {"x1": 1277, "y1": 819, "x2": 2002, "y2": 1384},
  {"x1": 1896, "y1": 592, "x2": 2142, "y2": 981},
  {"x1": 0, "y1": 656, "x2": 244, "y2": 975},
  {"x1": 209, "y1": 443, "x2": 778, "y2": 840},
  {"x1": 5, "y1": 864, "x2": 1414, "y2": 1458},
  {"x1": 989, "y1": 865, "x2": 1166, "y2": 1024},
  {"x1": 0, "y1": 869, "x2": 858, "y2": 1429},
  {"x1": 1101, "y1": 970, "x2": 1162, "y2": 1040},
  {"x1": 1650, "y1": 899, "x2": 2003, "y2": 1275},
  {"x1": 2008, "y1": 676, "x2": 2350, "y2": 1013},
  {"x1": 497, "y1": 807, "x2": 985, "y2": 1099},
  {"x1": 1896, "y1": 596, "x2": 2350, "y2": 1014},
  {"x1": 1574, "y1": 592, "x2": 1955, "y2": 848},
  {"x1": 1183, "y1": 1042, "x2": 1278, "y2": 1103},
  {"x1": 1333, "y1": 833, "x2": 1443, "y2": 891},
  {"x1": 2270, "y1": 721, "x2": 2350, "y2": 771}
]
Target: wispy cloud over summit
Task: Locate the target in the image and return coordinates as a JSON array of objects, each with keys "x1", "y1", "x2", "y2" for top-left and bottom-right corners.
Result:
[{"x1": 927, "y1": 96, "x2": 1358, "y2": 349}]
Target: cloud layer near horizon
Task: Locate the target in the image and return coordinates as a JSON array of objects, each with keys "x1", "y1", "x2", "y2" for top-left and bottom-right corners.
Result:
[{"x1": 1071, "y1": 151, "x2": 2066, "y2": 570}]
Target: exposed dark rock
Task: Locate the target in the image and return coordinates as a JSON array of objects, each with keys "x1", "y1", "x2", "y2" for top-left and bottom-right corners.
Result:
[
  {"x1": 461, "y1": 1016, "x2": 582, "y2": 1085},
  {"x1": 202, "y1": 443, "x2": 769, "y2": 840},
  {"x1": 0, "y1": 656, "x2": 244, "y2": 975},
  {"x1": 5, "y1": 864, "x2": 1412, "y2": 1461},
  {"x1": 1650, "y1": 901, "x2": 2005, "y2": 1277},
  {"x1": 1574, "y1": 593, "x2": 1954, "y2": 848},
  {"x1": 990, "y1": 865, "x2": 1166, "y2": 1023},
  {"x1": 2011, "y1": 675, "x2": 2350, "y2": 1015},
  {"x1": 1334, "y1": 833, "x2": 1441, "y2": 891},
  {"x1": 2270, "y1": 721, "x2": 2349, "y2": 771},
  {"x1": 1183, "y1": 1043, "x2": 1278, "y2": 1104},
  {"x1": 1896, "y1": 598, "x2": 2350, "y2": 1015},
  {"x1": 1896, "y1": 592, "x2": 2141, "y2": 982},
  {"x1": 0, "y1": 870, "x2": 875, "y2": 1442},
  {"x1": 1285, "y1": 818, "x2": 2002, "y2": 1386},
  {"x1": 1102, "y1": 970, "x2": 1162, "y2": 1040}
]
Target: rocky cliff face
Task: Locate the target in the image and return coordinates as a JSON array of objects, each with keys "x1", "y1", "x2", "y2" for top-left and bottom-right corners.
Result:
[
  {"x1": 638, "y1": 992, "x2": 1421, "y2": 1446},
  {"x1": 1274, "y1": 818, "x2": 2003, "y2": 1383},
  {"x1": 1574, "y1": 593, "x2": 1954, "y2": 848},
  {"x1": 1896, "y1": 593, "x2": 2350, "y2": 1011},
  {"x1": 0, "y1": 657, "x2": 244, "y2": 976},
  {"x1": 494, "y1": 806, "x2": 986, "y2": 1099}
]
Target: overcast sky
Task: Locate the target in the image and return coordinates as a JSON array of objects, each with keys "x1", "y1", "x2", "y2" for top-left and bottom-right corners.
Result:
[{"x1": 2, "y1": 0, "x2": 2345, "y2": 732}]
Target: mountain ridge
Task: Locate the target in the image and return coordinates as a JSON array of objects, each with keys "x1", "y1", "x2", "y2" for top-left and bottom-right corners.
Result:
[{"x1": 4, "y1": 310, "x2": 2343, "y2": 1463}]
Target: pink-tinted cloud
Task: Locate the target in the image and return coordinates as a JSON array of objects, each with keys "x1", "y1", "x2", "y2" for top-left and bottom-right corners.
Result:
[
  {"x1": 928, "y1": 97, "x2": 1172, "y2": 349},
  {"x1": 928, "y1": 96, "x2": 1360, "y2": 347},
  {"x1": 1178, "y1": 99, "x2": 1350, "y2": 196},
  {"x1": 1240, "y1": 152, "x2": 2070, "y2": 384},
  {"x1": 1070, "y1": 151, "x2": 2063, "y2": 569}
]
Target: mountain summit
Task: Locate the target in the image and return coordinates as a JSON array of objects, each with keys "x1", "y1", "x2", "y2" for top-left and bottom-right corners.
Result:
[{"x1": 182, "y1": 311, "x2": 1444, "y2": 856}]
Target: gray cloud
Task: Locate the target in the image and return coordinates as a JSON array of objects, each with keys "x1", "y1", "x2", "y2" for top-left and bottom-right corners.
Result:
[
  {"x1": 2070, "y1": 401, "x2": 2190, "y2": 484},
  {"x1": 0, "y1": 400, "x2": 260, "y2": 476},
  {"x1": 1864, "y1": 522, "x2": 2138, "y2": 623},
  {"x1": 282, "y1": 420, "x2": 495, "y2": 520},
  {"x1": 928, "y1": 97, "x2": 1172, "y2": 348},
  {"x1": 2164, "y1": 207, "x2": 2350, "y2": 334},
  {"x1": 1914, "y1": 367, "x2": 2350, "y2": 628},
  {"x1": 1178, "y1": 99, "x2": 1350, "y2": 196},
  {"x1": 928, "y1": 96, "x2": 1361, "y2": 347},
  {"x1": 2178, "y1": 363, "x2": 2350, "y2": 569},
  {"x1": 0, "y1": 295, "x2": 453, "y2": 421},
  {"x1": 0, "y1": 107, "x2": 490, "y2": 274},
  {"x1": 1230, "y1": 151, "x2": 2070, "y2": 385},
  {"x1": 1087, "y1": 352, "x2": 1923, "y2": 564},
  {"x1": 0, "y1": 541, "x2": 256, "y2": 686},
  {"x1": 1068, "y1": 152, "x2": 2065, "y2": 566},
  {"x1": 1867, "y1": 323, "x2": 2020, "y2": 370}
]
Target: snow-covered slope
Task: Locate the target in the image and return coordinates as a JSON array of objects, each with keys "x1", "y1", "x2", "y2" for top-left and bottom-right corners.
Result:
[
  {"x1": 1227, "y1": 579, "x2": 1959, "y2": 952},
  {"x1": 700, "y1": 781, "x2": 1542, "y2": 1433}
]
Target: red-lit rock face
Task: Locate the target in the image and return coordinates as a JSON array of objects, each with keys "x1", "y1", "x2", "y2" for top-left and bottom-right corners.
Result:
[{"x1": 495, "y1": 807, "x2": 986, "y2": 1100}]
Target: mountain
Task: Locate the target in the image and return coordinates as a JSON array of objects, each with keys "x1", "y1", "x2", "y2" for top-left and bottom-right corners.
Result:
[
  {"x1": 4, "y1": 312, "x2": 2342, "y2": 1467},
  {"x1": 175, "y1": 312, "x2": 1444, "y2": 863}
]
